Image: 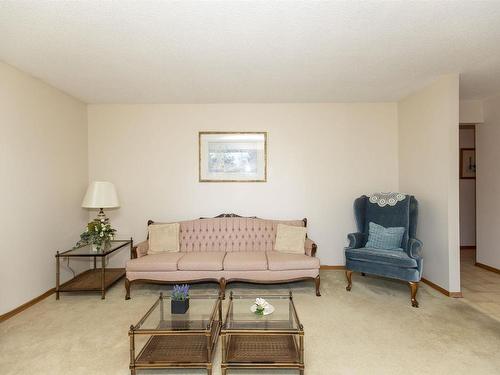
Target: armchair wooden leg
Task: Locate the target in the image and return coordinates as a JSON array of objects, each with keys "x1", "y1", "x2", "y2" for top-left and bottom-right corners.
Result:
[
  {"x1": 314, "y1": 275, "x2": 321, "y2": 296},
  {"x1": 125, "y1": 278, "x2": 131, "y2": 300},
  {"x1": 346, "y1": 270, "x2": 353, "y2": 291},
  {"x1": 409, "y1": 281, "x2": 419, "y2": 308},
  {"x1": 219, "y1": 278, "x2": 227, "y2": 300}
]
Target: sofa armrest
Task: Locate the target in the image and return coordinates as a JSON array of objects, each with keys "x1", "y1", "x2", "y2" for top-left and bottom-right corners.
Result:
[
  {"x1": 408, "y1": 238, "x2": 423, "y2": 259},
  {"x1": 346, "y1": 232, "x2": 366, "y2": 250},
  {"x1": 133, "y1": 240, "x2": 149, "y2": 258},
  {"x1": 305, "y1": 238, "x2": 317, "y2": 257}
]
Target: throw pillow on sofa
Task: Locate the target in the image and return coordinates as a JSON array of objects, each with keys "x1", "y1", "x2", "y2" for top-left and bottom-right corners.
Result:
[
  {"x1": 365, "y1": 222, "x2": 405, "y2": 250},
  {"x1": 274, "y1": 224, "x2": 307, "y2": 254},
  {"x1": 148, "y1": 223, "x2": 180, "y2": 254}
]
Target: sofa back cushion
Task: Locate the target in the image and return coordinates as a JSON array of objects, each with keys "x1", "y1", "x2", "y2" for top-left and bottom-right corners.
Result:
[
  {"x1": 148, "y1": 223, "x2": 180, "y2": 254},
  {"x1": 151, "y1": 217, "x2": 305, "y2": 252},
  {"x1": 274, "y1": 224, "x2": 307, "y2": 254}
]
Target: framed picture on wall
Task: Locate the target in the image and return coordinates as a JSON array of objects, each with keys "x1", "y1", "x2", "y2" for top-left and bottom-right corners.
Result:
[
  {"x1": 199, "y1": 132, "x2": 267, "y2": 182},
  {"x1": 460, "y1": 148, "x2": 476, "y2": 179}
]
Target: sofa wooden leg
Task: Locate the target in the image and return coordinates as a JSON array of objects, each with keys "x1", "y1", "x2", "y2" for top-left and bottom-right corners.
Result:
[
  {"x1": 346, "y1": 270, "x2": 353, "y2": 291},
  {"x1": 409, "y1": 281, "x2": 419, "y2": 308},
  {"x1": 219, "y1": 278, "x2": 227, "y2": 299},
  {"x1": 125, "y1": 278, "x2": 131, "y2": 300},
  {"x1": 314, "y1": 275, "x2": 321, "y2": 296}
]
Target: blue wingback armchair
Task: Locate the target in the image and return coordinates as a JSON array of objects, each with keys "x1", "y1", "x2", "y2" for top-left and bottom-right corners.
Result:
[{"x1": 344, "y1": 193, "x2": 423, "y2": 307}]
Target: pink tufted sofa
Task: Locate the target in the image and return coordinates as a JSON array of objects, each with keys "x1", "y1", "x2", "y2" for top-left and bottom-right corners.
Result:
[{"x1": 125, "y1": 215, "x2": 320, "y2": 298}]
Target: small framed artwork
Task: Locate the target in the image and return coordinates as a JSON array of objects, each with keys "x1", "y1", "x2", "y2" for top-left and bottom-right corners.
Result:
[
  {"x1": 199, "y1": 132, "x2": 267, "y2": 182},
  {"x1": 460, "y1": 148, "x2": 476, "y2": 179}
]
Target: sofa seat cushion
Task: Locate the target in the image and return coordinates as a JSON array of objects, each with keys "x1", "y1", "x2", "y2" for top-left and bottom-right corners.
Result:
[
  {"x1": 266, "y1": 251, "x2": 320, "y2": 271},
  {"x1": 177, "y1": 252, "x2": 226, "y2": 271},
  {"x1": 126, "y1": 253, "x2": 184, "y2": 272},
  {"x1": 224, "y1": 252, "x2": 268, "y2": 271},
  {"x1": 345, "y1": 247, "x2": 417, "y2": 268}
]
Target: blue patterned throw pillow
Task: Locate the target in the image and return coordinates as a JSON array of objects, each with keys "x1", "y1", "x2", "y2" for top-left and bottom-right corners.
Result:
[{"x1": 365, "y1": 222, "x2": 405, "y2": 250}]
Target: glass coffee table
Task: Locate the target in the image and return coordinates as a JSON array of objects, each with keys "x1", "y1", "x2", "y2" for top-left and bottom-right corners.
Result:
[
  {"x1": 221, "y1": 291, "x2": 304, "y2": 375},
  {"x1": 129, "y1": 293, "x2": 222, "y2": 375}
]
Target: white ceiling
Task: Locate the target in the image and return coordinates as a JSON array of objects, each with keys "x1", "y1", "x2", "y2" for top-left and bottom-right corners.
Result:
[{"x1": 1, "y1": 1, "x2": 500, "y2": 103}]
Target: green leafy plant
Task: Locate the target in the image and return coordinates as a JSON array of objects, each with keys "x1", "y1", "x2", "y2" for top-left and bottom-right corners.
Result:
[{"x1": 74, "y1": 219, "x2": 116, "y2": 251}]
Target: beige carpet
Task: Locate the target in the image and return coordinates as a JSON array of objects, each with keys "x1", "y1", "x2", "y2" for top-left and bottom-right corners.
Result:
[{"x1": 1, "y1": 270, "x2": 500, "y2": 375}]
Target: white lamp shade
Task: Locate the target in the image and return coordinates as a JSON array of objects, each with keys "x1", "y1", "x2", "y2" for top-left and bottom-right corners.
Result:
[{"x1": 82, "y1": 181, "x2": 120, "y2": 209}]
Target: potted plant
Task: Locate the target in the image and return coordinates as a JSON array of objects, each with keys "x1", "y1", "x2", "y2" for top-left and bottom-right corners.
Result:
[
  {"x1": 255, "y1": 298, "x2": 270, "y2": 315},
  {"x1": 171, "y1": 284, "x2": 190, "y2": 314},
  {"x1": 251, "y1": 297, "x2": 274, "y2": 316},
  {"x1": 74, "y1": 219, "x2": 116, "y2": 251}
]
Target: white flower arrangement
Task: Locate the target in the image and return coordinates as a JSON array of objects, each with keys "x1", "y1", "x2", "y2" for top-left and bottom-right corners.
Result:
[
  {"x1": 74, "y1": 219, "x2": 116, "y2": 251},
  {"x1": 254, "y1": 298, "x2": 270, "y2": 315}
]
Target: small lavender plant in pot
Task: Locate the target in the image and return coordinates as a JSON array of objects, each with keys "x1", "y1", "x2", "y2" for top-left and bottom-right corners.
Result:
[{"x1": 171, "y1": 284, "x2": 190, "y2": 314}]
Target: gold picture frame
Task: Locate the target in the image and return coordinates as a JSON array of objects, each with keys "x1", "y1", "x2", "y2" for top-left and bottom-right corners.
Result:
[
  {"x1": 460, "y1": 148, "x2": 476, "y2": 179},
  {"x1": 199, "y1": 132, "x2": 267, "y2": 182}
]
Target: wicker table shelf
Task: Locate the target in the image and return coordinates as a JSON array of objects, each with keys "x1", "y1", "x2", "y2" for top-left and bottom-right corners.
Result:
[
  {"x1": 225, "y1": 335, "x2": 299, "y2": 363},
  {"x1": 129, "y1": 293, "x2": 221, "y2": 375},
  {"x1": 135, "y1": 335, "x2": 209, "y2": 365},
  {"x1": 221, "y1": 292, "x2": 304, "y2": 375}
]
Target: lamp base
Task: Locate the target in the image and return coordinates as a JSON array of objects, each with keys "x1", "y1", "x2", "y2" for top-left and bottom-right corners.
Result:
[{"x1": 95, "y1": 208, "x2": 109, "y2": 223}]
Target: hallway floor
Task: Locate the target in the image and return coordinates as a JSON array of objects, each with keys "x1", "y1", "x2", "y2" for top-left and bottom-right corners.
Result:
[{"x1": 461, "y1": 248, "x2": 500, "y2": 321}]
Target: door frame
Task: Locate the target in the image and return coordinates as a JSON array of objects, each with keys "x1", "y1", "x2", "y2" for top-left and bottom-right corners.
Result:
[{"x1": 459, "y1": 123, "x2": 477, "y2": 264}]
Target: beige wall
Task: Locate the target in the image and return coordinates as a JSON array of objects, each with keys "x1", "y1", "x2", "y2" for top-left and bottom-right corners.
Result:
[
  {"x1": 0, "y1": 62, "x2": 88, "y2": 315},
  {"x1": 476, "y1": 94, "x2": 500, "y2": 269},
  {"x1": 87, "y1": 103, "x2": 399, "y2": 266},
  {"x1": 398, "y1": 75, "x2": 460, "y2": 292},
  {"x1": 1, "y1": 62, "x2": 466, "y2": 312},
  {"x1": 459, "y1": 100, "x2": 484, "y2": 124},
  {"x1": 459, "y1": 128, "x2": 476, "y2": 247}
]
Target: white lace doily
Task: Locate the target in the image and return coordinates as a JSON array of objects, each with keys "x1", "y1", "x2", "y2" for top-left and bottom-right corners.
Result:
[{"x1": 368, "y1": 192, "x2": 406, "y2": 207}]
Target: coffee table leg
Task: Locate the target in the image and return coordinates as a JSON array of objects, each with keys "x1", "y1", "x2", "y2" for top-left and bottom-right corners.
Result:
[
  {"x1": 101, "y1": 255, "x2": 106, "y2": 299},
  {"x1": 129, "y1": 326, "x2": 136, "y2": 375}
]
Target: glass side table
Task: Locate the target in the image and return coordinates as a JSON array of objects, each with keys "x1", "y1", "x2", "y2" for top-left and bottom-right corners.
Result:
[
  {"x1": 55, "y1": 238, "x2": 132, "y2": 299},
  {"x1": 221, "y1": 291, "x2": 305, "y2": 375}
]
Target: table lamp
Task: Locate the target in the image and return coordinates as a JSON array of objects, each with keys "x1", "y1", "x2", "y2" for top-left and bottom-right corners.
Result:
[{"x1": 81, "y1": 181, "x2": 120, "y2": 222}]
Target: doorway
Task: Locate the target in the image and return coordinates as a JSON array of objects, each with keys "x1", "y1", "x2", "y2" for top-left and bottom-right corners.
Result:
[
  {"x1": 459, "y1": 124, "x2": 476, "y2": 262},
  {"x1": 459, "y1": 124, "x2": 480, "y2": 301}
]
